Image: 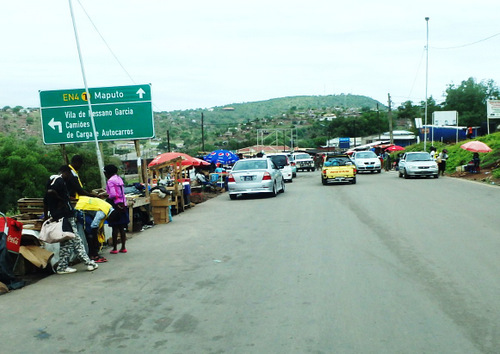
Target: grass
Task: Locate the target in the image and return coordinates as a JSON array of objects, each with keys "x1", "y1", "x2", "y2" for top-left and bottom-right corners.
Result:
[{"x1": 389, "y1": 132, "x2": 500, "y2": 175}]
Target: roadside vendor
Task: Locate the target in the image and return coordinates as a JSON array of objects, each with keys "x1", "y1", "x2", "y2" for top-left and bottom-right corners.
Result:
[
  {"x1": 75, "y1": 196, "x2": 120, "y2": 263},
  {"x1": 67, "y1": 155, "x2": 97, "y2": 199}
]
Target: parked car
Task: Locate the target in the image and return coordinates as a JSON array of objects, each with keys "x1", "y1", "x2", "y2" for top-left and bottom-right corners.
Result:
[
  {"x1": 351, "y1": 150, "x2": 381, "y2": 173},
  {"x1": 228, "y1": 158, "x2": 285, "y2": 199},
  {"x1": 266, "y1": 153, "x2": 293, "y2": 182},
  {"x1": 398, "y1": 152, "x2": 439, "y2": 179},
  {"x1": 292, "y1": 152, "x2": 315, "y2": 171}
]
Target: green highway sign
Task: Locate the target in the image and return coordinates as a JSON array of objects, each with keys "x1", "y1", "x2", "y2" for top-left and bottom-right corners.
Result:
[{"x1": 39, "y1": 84, "x2": 154, "y2": 144}]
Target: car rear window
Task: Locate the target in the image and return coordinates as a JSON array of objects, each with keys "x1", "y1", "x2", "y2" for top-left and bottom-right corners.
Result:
[
  {"x1": 295, "y1": 154, "x2": 310, "y2": 159},
  {"x1": 233, "y1": 160, "x2": 268, "y2": 171},
  {"x1": 268, "y1": 155, "x2": 287, "y2": 167}
]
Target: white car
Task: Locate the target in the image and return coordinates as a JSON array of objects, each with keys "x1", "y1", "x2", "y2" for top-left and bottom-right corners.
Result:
[
  {"x1": 398, "y1": 152, "x2": 439, "y2": 179},
  {"x1": 351, "y1": 150, "x2": 381, "y2": 173},
  {"x1": 228, "y1": 158, "x2": 285, "y2": 199},
  {"x1": 266, "y1": 153, "x2": 293, "y2": 182},
  {"x1": 292, "y1": 152, "x2": 315, "y2": 172}
]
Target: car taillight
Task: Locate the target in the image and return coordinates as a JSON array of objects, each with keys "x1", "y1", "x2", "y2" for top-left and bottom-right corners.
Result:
[
  {"x1": 228, "y1": 174, "x2": 235, "y2": 182},
  {"x1": 291, "y1": 162, "x2": 296, "y2": 166},
  {"x1": 262, "y1": 172, "x2": 272, "y2": 180}
]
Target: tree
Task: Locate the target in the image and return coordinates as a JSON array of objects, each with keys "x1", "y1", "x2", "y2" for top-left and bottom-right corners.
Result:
[{"x1": 442, "y1": 77, "x2": 500, "y2": 127}]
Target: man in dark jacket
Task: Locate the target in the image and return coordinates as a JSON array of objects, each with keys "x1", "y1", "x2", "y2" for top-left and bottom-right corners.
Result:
[{"x1": 43, "y1": 165, "x2": 98, "y2": 274}]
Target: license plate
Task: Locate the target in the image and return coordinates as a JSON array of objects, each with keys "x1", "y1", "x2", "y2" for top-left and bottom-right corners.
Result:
[{"x1": 243, "y1": 176, "x2": 253, "y2": 181}]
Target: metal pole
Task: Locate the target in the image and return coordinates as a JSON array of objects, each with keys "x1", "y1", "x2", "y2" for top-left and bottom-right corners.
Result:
[
  {"x1": 388, "y1": 94, "x2": 394, "y2": 144},
  {"x1": 201, "y1": 112, "x2": 205, "y2": 152},
  {"x1": 68, "y1": 0, "x2": 106, "y2": 188},
  {"x1": 424, "y1": 17, "x2": 429, "y2": 151}
]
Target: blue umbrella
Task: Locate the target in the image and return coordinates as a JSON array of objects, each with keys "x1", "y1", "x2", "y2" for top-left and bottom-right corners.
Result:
[{"x1": 204, "y1": 150, "x2": 239, "y2": 165}]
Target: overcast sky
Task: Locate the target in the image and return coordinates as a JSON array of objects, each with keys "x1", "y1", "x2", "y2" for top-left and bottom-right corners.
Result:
[{"x1": 1, "y1": 1, "x2": 499, "y2": 111}]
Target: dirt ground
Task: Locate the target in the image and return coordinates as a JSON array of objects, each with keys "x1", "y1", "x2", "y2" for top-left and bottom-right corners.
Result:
[{"x1": 449, "y1": 167, "x2": 500, "y2": 186}]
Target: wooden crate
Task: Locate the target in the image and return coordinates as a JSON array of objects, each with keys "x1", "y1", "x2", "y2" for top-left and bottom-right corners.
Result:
[
  {"x1": 150, "y1": 193, "x2": 174, "y2": 207},
  {"x1": 152, "y1": 206, "x2": 170, "y2": 224}
]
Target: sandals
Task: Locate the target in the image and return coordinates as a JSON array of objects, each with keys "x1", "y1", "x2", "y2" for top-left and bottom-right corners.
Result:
[
  {"x1": 91, "y1": 256, "x2": 108, "y2": 263},
  {"x1": 110, "y1": 250, "x2": 119, "y2": 254}
]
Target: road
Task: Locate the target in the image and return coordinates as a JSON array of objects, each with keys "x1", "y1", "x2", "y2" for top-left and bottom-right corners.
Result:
[{"x1": 2, "y1": 170, "x2": 499, "y2": 353}]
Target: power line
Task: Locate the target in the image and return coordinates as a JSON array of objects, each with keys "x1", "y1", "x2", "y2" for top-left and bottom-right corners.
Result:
[
  {"x1": 75, "y1": 1, "x2": 165, "y2": 112},
  {"x1": 76, "y1": 0, "x2": 136, "y2": 83},
  {"x1": 431, "y1": 31, "x2": 500, "y2": 50}
]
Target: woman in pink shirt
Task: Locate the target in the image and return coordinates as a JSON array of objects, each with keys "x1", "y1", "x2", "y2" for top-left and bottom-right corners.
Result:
[{"x1": 103, "y1": 164, "x2": 129, "y2": 254}]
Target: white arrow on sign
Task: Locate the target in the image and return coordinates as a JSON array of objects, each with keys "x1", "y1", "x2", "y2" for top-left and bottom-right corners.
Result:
[
  {"x1": 136, "y1": 88, "x2": 146, "y2": 99},
  {"x1": 49, "y1": 118, "x2": 62, "y2": 133}
]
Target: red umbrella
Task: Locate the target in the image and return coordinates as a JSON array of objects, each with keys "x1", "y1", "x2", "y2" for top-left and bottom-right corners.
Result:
[
  {"x1": 148, "y1": 152, "x2": 210, "y2": 167},
  {"x1": 385, "y1": 145, "x2": 405, "y2": 152},
  {"x1": 460, "y1": 141, "x2": 492, "y2": 153}
]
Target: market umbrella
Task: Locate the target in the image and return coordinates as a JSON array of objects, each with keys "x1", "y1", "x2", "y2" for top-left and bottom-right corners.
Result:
[
  {"x1": 148, "y1": 152, "x2": 210, "y2": 168},
  {"x1": 204, "y1": 149, "x2": 239, "y2": 165},
  {"x1": 460, "y1": 141, "x2": 492, "y2": 153},
  {"x1": 385, "y1": 145, "x2": 405, "y2": 152}
]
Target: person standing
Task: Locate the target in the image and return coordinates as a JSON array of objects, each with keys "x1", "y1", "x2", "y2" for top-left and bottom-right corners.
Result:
[
  {"x1": 67, "y1": 155, "x2": 97, "y2": 200},
  {"x1": 103, "y1": 165, "x2": 129, "y2": 254},
  {"x1": 467, "y1": 126, "x2": 473, "y2": 139},
  {"x1": 43, "y1": 165, "x2": 98, "y2": 274},
  {"x1": 429, "y1": 146, "x2": 437, "y2": 160},
  {"x1": 437, "y1": 149, "x2": 449, "y2": 176}
]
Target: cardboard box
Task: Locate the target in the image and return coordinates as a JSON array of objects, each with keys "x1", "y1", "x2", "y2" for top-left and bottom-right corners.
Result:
[
  {"x1": 150, "y1": 193, "x2": 172, "y2": 207},
  {"x1": 152, "y1": 206, "x2": 170, "y2": 224}
]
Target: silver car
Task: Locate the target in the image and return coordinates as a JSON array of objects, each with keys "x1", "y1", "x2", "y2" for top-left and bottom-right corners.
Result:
[
  {"x1": 351, "y1": 150, "x2": 382, "y2": 173},
  {"x1": 398, "y1": 152, "x2": 439, "y2": 179},
  {"x1": 228, "y1": 158, "x2": 285, "y2": 199}
]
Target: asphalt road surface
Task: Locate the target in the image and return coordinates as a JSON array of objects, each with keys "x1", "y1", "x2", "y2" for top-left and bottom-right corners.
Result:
[{"x1": 2, "y1": 170, "x2": 499, "y2": 353}]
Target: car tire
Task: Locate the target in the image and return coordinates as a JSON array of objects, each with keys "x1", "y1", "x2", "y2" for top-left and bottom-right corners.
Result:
[
  {"x1": 399, "y1": 170, "x2": 403, "y2": 178},
  {"x1": 351, "y1": 177, "x2": 356, "y2": 184},
  {"x1": 280, "y1": 180, "x2": 285, "y2": 193},
  {"x1": 229, "y1": 194, "x2": 237, "y2": 200},
  {"x1": 404, "y1": 169, "x2": 409, "y2": 179},
  {"x1": 377, "y1": 169, "x2": 381, "y2": 173},
  {"x1": 322, "y1": 178, "x2": 327, "y2": 185},
  {"x1": 271, "y1": 182, "x2": 277, "y2": 197},
  {"x1": 311, "y1": 167, "x2": 315, "y2": 172},
  {"x1": 434, "y1": 174, "x2": 439, "y2": 179}
]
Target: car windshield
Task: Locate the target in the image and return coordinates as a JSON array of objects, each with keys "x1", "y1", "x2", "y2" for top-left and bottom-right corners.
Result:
[
  {"x1": 295, "y1": 154, "x2": 310, "y2": 159},
  {"x1": 406, "y1": 153, "x2": 431, "y2": 161},
  {"x1": 232, "y1": 160, "x2": 268, "y2": 171},
  {"x1": 268, "y1": 155, "x2": 287, "y2": 167},
  {"x1": 356, "y1": 151, "x2": 377, "y2": 158}
]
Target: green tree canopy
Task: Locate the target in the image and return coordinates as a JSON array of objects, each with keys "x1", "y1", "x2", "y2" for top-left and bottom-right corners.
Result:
[{"x1": 442, "y1": 77, "x2": 500, "y2": 126}]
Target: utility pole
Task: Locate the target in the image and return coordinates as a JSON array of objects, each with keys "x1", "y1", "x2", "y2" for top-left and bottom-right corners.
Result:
[
  {"x1": 424, "y1": 17, "x2": 430, "y2": 151},
  {"x1": 201, "y1": 112, "x2": 205, "y2": 152},
  {"x1": 388, "y1": 93, "x2": 393, "y2": 144},
  {"x1": 377, "y1": 103, "x2": 381, "y2": 139}
]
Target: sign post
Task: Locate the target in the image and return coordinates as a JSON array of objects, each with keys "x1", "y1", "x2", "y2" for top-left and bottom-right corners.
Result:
[
  {"x1": 487, "y1": 100, "x2": 500, "y2": 135},
  {"x1": 40, "y1": 84, "x2": 154, "y2": 144}
]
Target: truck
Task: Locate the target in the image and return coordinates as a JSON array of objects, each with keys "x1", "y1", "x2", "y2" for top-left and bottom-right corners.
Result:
[
  {"x1": 292, "y1": 152, "x2": 315, "y2": 172},
  {"x1": 321, "y1": 153, "x2": 357, "y2": 185}
]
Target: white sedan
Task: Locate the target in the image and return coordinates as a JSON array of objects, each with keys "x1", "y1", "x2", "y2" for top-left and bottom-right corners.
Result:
[
  {"x1": 398, "y1": 152, "x2": 439, "y2": 179},
  {"x1": 228, "y1": 158, "x2": 285, "y2": 199}
]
